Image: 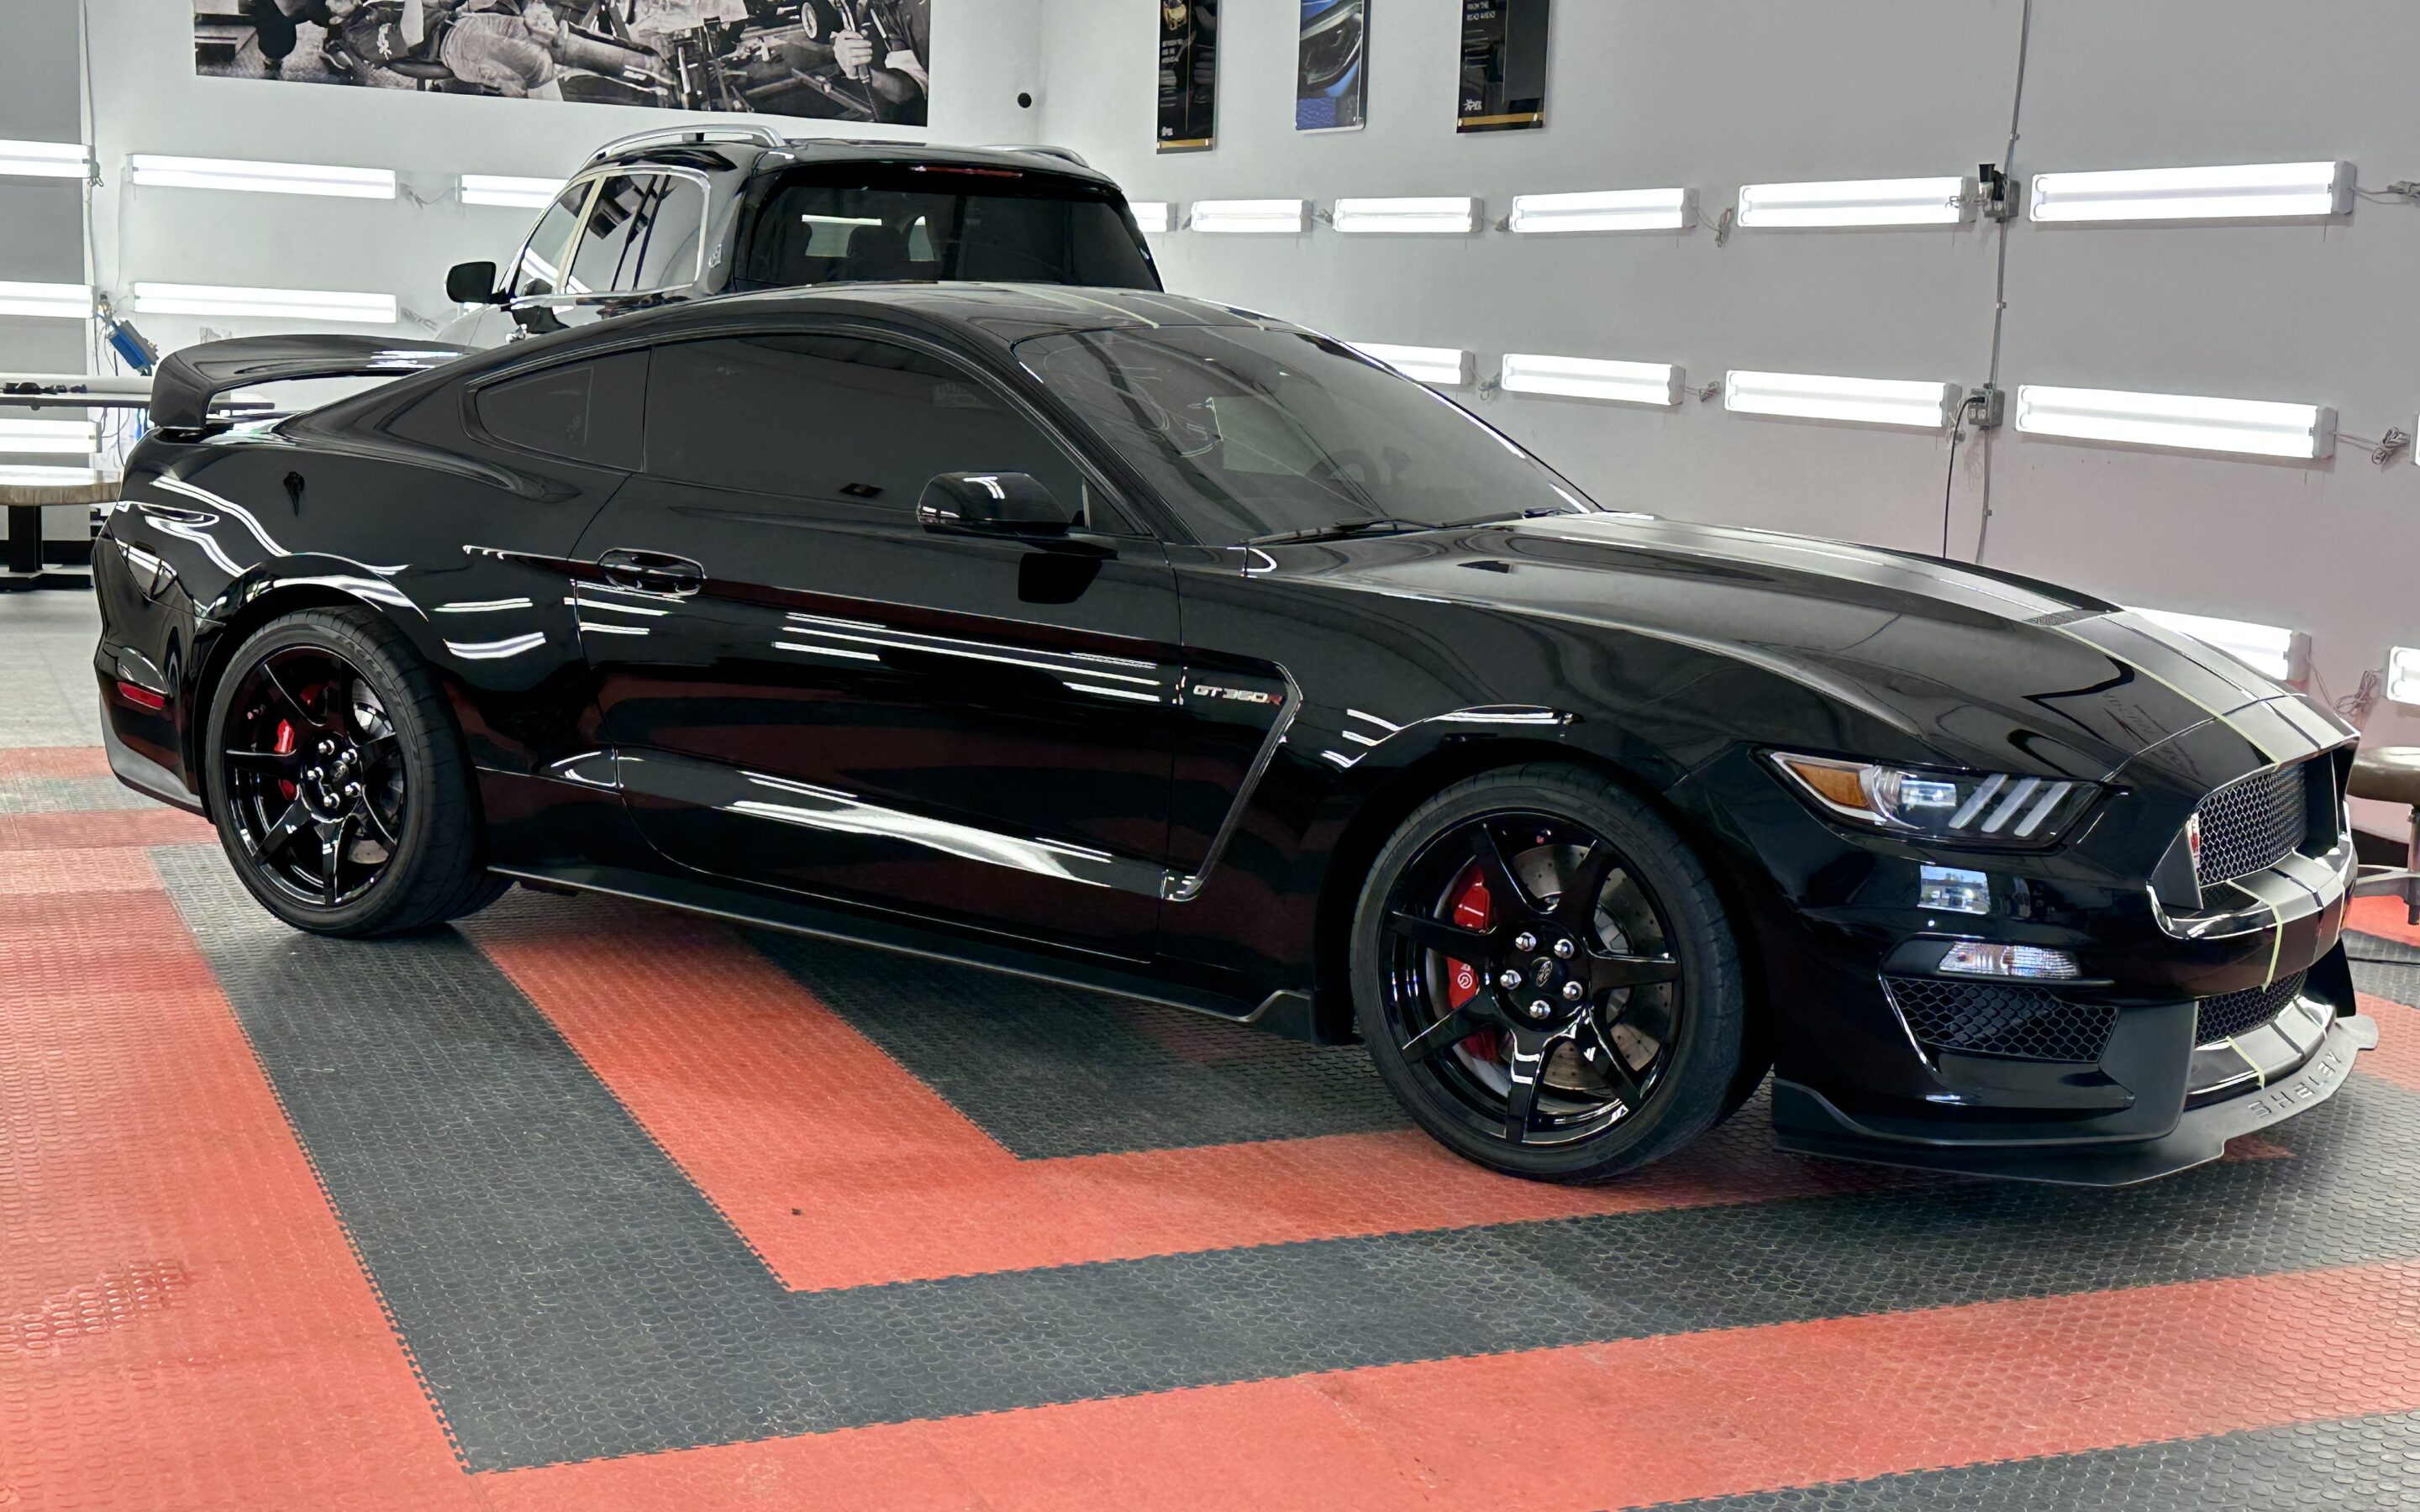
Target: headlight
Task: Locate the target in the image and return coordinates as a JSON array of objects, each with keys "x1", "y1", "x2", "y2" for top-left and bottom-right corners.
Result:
[{"x1": 1769, "y1": 752, "x2": 2096, "y2": 847}]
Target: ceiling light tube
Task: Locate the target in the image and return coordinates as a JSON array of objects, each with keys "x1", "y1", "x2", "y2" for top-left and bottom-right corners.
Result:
[
  {"x1": 0, "y1": 138, "x2": 89, "y2": 179},
  {"x1": 1349, "y1": 342, "x2": 1475, "y2": 387},
  {"x1": 129, "y1": 154, "x2": 396, "y2": 200},
  {"x1": 1189, "y1": 198, "x2": 1309, "y2": 234},
  {"x1": 1736, "y1": 176, "x2": 1974, "y2": 228},
  {"x1": 1129, "y1": 201, "x2": 1176, "y2": 235},
  {"x1": 2388, "y1": 647, "x2": 2420, "y2": 707},
  {"x1": 0, "y1": 417, "x2": 98, "y2": 454},
  {"x1": 2129, "y1": 608, "x2": 2302, "y2": 682},
  {"x1": 0, "y1": 280, "x2": 93, "y2": 319},
  {"x1": 1331, "y1": 197, "x2": 1481, "y2": 234},
  {"x1": 2013, "y1": 384, "x2": 2334, "y2": 459},
  {"x1": 1500, "y1": 354, "x2": 1682, "y2": 407},
  {"x1": 2029, "y1": 161, "x2": 2353, "y2": 223},
  {"x1": 459, "y1": 174, "x2": 565, "y2": 209},
  {"x1": 0, "y1": 464, "x2": 99, "y2": 486},
  {"x1": 1724, "y1": 370, "x2": 1958, "y2": 428},
  {"x1": 133, "y1": 281, "x2": 398, "y2": 324},
  {"x1": 1507, "y1": 187, "x2": 1693, "y2": 234}
]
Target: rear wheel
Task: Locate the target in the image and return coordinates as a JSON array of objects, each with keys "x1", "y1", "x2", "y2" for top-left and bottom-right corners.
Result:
[
  {"x1": 1352, "y1": 764, "x2": 1749, "y2": 1182},
  {"x1": 205, "y1": 607, "x2": 507, "y2": 937}
]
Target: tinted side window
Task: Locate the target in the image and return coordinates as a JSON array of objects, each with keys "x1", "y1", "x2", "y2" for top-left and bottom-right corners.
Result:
[
  {"x1": 644, "y1": 334, "x2": 1086, "y2": 512},
  {"x1": 511, "y1": 181, "x2": 591, "y2": 299},
  {"x1": 473, "y1": 351, "x2": 647, "y2": 470},
  {"x1": 570, "y1": 174, "x2": 707, "y2": 296}
]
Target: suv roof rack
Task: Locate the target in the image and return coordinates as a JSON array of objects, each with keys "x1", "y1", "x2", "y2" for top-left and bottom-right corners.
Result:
[{"x1": 588, "y1": 123, "x2": 789, "y2": 165}]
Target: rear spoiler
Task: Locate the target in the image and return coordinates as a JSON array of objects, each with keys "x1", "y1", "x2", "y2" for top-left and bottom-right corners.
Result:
[{"x1": 150, "y1": 335, "x2": 466, "y2": 432}]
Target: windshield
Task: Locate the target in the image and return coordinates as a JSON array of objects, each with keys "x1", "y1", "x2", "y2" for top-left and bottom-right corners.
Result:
[
  {"x1": 738, "y1": 165, "x2": 1160, "y2": 291},
  {"x1": 1015, "y1": 324, "x2": 1595, "y2": 545}
]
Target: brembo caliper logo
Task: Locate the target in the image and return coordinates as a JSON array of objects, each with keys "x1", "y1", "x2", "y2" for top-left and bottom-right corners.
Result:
[{"x1": 1191, "y1": 684, "x2": 1278, "y2": 706}]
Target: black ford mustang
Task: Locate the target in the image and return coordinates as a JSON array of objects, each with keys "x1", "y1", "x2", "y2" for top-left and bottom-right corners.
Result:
[{"x1": 95, "y1": 286, "x2": 2376, "y2": 1185}]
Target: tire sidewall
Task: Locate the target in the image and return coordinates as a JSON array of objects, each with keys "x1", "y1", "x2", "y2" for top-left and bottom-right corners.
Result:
[
  {"x1": 204, "y1": 612, "x2": 449, "y2": 935},
  {"x1": 1350, "y1": 767, "x2": 1745, "y2": 1181}
]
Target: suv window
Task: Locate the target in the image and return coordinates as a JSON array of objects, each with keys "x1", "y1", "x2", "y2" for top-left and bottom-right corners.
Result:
[
  {"x1": 511, "y1": 181, "x2": 592, "y2": 300},
  {"x1": 569, "y1": 174, "x2": 708, "y2": 297},
  {"x1": 473, "y1": 351, "x2": 647, "y2": 470},
  {"x1": 737, "y1": 165, "x2": 1157, "y2": 291},
  {"x1": 644, "y1": 333, "x2": 1087, "y2": 513}
]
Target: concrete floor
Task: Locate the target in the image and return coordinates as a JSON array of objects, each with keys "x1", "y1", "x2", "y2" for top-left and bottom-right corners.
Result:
[{"x1": 6, "y1": 586, "x2": 2420, "y2": 1510}]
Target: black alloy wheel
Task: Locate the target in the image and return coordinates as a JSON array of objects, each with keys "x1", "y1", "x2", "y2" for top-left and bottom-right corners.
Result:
[
  {"x1": 207, "y1": 607, "x2": 508, "y2": 937},
  {"x1": 221, "y1": 644, "x2": 406, "y2": 908},
  {"x1": 1355, "y1": 765, "x2": 1751, "y2": 1182}
]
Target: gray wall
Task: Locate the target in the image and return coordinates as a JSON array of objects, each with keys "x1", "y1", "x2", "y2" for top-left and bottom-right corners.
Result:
[
  {"x1": 1034, "y1": 0, "x2": 2420, "y2": 829},
  {"x1": 0, "y1": 0, "x2": 88, "y2": 378}
]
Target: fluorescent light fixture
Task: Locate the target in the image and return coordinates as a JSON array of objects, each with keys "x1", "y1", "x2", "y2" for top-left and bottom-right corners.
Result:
[
  {"x1": 1349, "y1": 342, "x2": 1475, "y2": 387},
  {"x1": 2131, "y1": 607, "x2": 2301, "y2": 682},
  {"x1": 133, "y1": 281, "x2": 399, "y2": 324},
  {"x1": 1330, "y1": 197, "x2": 1481, "y2": 234},
  {"x1": 0, "y1": 464, "x2": 98, "y2": 487},
  {"x1": 459, "y1": 174, "x2": 565, "y2": 209},
  {"x1": 1724, "y1": 370, "x2": 1959, "y2": 428},
  {"x1": 2388, "y1": 647, "x2": 2420, "y2": 706},
  {"x1": 0, "y1": 280, "x2": 92, "y2": 319},
  {"x1": 1507, "y1": 187, "x2": 1693, "y2": 234},
  {"x1": 1737, "y1": 176, "x2": 1973, "y2": 228},
  {"x1": 129, "y1": 154, "x2": 396, "y2": 200},
  {"x1": 1190, "y1": 198, "x2": 1309, "y2": 234},
  {"x1": 2013, "y1": 384, "x2": 2334, "y2": 459},
  {"x1": 0, "y1": 417, "x2": 98, "y2": 454},
  {"x1": 2030, "y1": 160, "x2": 2353, "y2": 223},
  {"x1": 1129, "y1": 201, "x2": 1176, "y2": 234},
  {"x1": 0, "y1": 138, "x2": 89, "y2": 180},
  {"x1": 1500, "y1": 354, "x2": 1682, "y2": 407}
]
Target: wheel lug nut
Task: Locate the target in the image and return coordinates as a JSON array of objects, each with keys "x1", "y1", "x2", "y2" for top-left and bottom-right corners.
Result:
[
  {"x1": 1497, "y1": 969, "x2": 1523, "y2": 991},
  {"x1": 1527, "y1": 999, "x2": 1550, "y2": 1020},
  {"x1": 1553, "y1": 938, "x2": 1575, "y2": 960},
  {"x1": 1513, "y1": 932, "x2": 1538, "y2": 953},
  {"x1": 1560, "y1": 981, "x2": 1584, "y2": 1002}
]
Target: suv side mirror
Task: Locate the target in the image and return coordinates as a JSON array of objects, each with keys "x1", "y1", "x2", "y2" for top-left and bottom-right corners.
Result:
[
  {"x1": 917, "y1": 472, "x2": 1072, "y2": 537},
  {"x1": 446, "y1": 260, "x2": 504, "y2": 306}
]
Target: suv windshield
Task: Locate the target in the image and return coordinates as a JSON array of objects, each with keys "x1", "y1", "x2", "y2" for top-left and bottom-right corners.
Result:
[
  {"x1": 737, "y1": 164, "x2": 1158, "y2": 291},
  {"x1": 1016, "y1": 324, "x2": 1596, "y2": 545}
]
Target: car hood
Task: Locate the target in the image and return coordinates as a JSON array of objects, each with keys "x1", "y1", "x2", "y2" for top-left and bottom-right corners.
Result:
[{"x1": 1281, "y1": 512, "x2": 2345, "y2": 783}]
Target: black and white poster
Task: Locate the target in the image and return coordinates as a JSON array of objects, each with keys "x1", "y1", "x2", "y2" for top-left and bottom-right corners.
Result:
[
  {"x1": 1456, "y1": 0, "x2": 1548, "y2": 134},
  {"x1": 192, "y1": 2, "x2": 934, "y2": 125},
  {"x1": 1295, "y1": 0, "x2": 1365, "y2": 134},
  {"x1": 1156, "y1": 0, "x2": 1217, "y2": 153}
]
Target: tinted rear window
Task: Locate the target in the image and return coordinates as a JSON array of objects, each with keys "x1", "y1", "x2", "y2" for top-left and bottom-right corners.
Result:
[
  {"x1": 736, "y1": 165, "x2": 1159, "y2": 291},
  {"x1": 472, "y1": 351, "x2": 647, "y2": 470}
]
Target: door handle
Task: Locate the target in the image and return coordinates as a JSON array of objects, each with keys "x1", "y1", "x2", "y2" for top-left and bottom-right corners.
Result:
[{"x1": 594, "y1": 548, "x2": 705, "y2": 596}]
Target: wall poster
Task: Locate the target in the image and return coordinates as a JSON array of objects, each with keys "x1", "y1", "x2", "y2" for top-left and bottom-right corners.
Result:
[
  {"x1": 1295, "y1": 0, "x2": 1366, "y2": 134},
  {"x1": 1157, "y1": 0, "x2": 1218, "y2": 152},
  {"x1": 1455, "y1": 0, "x2": 1548, "y2": 134},
  {"x1": 191, "y1": 2, "x2": 934, "y2": 125}
]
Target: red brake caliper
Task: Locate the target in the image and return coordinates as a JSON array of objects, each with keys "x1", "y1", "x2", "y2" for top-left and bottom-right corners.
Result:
[
  {"x1": 1442, "y1": 865, "x2": 1502, "y2": 1062},
  {"x1": 272, "y1": 719, "x2": 298, "y2": 801}
]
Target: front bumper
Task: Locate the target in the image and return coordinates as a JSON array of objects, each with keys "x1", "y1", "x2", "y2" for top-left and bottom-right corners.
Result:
[{"x1": 1775, "y1": 1005, "x2": 2378, "y2": 1185}]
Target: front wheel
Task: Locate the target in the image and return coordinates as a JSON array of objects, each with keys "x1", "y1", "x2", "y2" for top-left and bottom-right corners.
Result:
[
  {"x1": 1352, "y1": 764, "x2": 1750, "y2": 1183},
  {"x1": 204, "y1": 606, "x2": 507, "y2": 937}
]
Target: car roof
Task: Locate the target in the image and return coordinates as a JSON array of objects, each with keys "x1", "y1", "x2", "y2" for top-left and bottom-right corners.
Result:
[
  {"x1": 582, "y1": 283, "x2": 1292, "y2": 350},
  {"x1": 590, "y1": 129, "x2": 1118, "y2": 189}
]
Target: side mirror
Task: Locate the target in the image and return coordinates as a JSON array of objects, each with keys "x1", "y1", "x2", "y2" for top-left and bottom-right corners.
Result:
[
  {"x1": 446, "y1": 260, "x2": 504, "y2": 306},
  {"x1": 917, "y1": 472, "x2": 1073, "y2": 537}
]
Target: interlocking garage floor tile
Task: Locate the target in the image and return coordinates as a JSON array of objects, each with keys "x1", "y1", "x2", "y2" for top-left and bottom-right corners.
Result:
[{"x1": 156, "y1": 847, "x2": 2420, "y2": 1478}]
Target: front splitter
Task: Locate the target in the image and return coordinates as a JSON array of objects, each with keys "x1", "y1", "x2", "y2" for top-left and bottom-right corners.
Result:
[{"x1": 1772, "y1": 1012, "x2": 2380, "y2": 1187}]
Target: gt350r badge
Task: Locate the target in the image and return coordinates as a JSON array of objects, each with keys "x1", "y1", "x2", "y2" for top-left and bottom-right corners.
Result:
[{"x1": 1191, "y1": 684, "x2": 1278, "y2": 706}]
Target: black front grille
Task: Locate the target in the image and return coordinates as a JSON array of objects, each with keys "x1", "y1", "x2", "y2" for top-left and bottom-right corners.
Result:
[
  {"x1": 1883, "y1": 977, "x2": 2118, "y2": 1063},
  {"x1": 2196, "y1": 970, "x2": 2309, "y2": 1046},
  {"x1": 2193, "y1": 762, "x2": 2309, "y2": 887}
]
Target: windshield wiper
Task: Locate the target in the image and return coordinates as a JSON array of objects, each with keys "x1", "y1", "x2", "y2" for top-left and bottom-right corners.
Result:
[
  {"x1": 1241, "y1": 516, "x2": 1441, "y2": 548},
  {"x1": 1439, "y1": 507, "x2": 1577, "y2": 528}
]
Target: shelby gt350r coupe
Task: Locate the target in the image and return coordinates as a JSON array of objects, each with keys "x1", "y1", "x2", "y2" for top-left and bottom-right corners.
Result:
[{"x1": 95, "y1": 286, "x2": 2376, "y2": 1185}]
